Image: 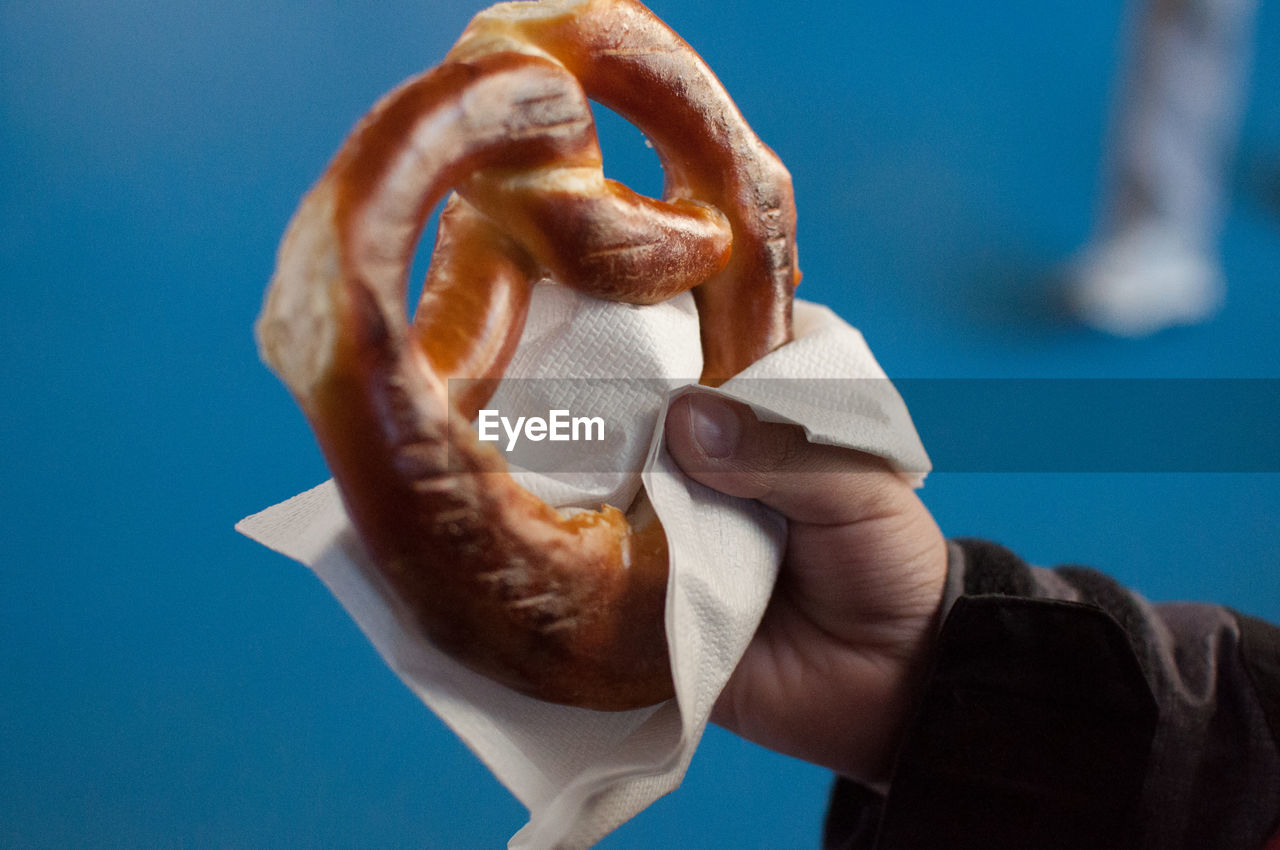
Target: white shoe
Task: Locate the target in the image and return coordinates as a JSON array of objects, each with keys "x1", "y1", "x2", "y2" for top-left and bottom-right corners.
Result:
[{"x1": 1065, "y1": 227, "x2": 1224, "y2": 336}]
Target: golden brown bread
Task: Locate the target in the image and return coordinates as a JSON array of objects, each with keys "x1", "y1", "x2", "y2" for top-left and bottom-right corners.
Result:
[{"x1": 256, "y1": 0, "x2": 798, "y2": 710}]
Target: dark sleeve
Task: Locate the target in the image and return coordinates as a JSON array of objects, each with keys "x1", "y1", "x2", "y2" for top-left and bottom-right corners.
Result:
[{"x1": 823, "y1": 539, "x2": 1280, "y2": 850}]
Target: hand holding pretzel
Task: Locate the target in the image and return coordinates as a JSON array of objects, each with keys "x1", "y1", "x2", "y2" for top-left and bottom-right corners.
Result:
[{"x1": 257, "y1": 0, "x2": 799, "y2": 710}]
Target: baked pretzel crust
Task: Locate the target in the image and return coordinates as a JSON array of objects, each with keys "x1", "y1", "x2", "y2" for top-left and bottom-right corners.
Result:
[{"x1": 257, "y1": 0, "x2": 798, "y2": 710}]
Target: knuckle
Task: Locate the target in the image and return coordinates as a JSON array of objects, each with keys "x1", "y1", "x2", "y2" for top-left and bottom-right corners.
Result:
[{"x1": 735, "y1": 420, "x2": 809, "y2": 499}]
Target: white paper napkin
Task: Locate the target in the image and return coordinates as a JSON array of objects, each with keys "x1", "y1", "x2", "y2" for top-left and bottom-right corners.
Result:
[{"x1": 237, "y1": 285, "x2": 930, "y2": 848}]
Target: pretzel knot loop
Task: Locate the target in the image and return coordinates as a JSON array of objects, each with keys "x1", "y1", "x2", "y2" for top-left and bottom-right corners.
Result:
[{"x1": 257, "y1": 0, "x2": 799, "y2": 710}]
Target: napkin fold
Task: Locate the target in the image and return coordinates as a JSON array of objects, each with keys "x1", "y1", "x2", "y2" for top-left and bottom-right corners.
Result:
[{"x1": 237, "y1": 285, "x2": 929, "y2": 848}]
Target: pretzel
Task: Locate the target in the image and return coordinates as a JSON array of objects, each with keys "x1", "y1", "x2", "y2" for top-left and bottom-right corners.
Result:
[{"x1": 256, "y1": 0, "x2": 799, "y2": 710}]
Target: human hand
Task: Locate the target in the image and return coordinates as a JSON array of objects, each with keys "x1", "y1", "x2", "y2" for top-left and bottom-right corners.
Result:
[{"x1": 664, "y1": 392, "x2": 948, "y2": 784}]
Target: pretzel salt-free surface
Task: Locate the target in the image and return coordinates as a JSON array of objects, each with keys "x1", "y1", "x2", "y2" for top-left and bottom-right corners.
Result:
[{"x1": 256, "y1": 0, "x2": 799, "y2": 710}]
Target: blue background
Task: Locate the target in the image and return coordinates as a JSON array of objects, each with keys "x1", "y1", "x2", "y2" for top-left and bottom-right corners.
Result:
[{"x1": 2, "y1": 0, "x2": 1277, "y2": 846}]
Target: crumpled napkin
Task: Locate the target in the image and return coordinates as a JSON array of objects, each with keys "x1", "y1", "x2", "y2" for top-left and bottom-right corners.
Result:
[{"x1": 237, "y1": 284, "x2": 930, "y2": 848}]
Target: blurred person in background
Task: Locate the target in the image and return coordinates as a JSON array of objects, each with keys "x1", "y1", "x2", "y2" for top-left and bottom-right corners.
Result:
[{"x1": 1066, "y1": 0, "x2": 1258, "y2": 335}]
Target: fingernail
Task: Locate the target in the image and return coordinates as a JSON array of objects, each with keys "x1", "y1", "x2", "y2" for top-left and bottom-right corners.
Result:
[{"x1": 687, "y1": 394, "x2": 740, "y2": 459}]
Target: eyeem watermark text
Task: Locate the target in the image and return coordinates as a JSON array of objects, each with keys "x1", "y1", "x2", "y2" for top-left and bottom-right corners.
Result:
[{"x1": 477, "y1": 409, "x2": 605, "y2": 451}]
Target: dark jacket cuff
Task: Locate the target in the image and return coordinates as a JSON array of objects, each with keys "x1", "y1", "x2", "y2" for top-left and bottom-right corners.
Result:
[{"x1": 824, "y1": 539, "x2": 1280, "y2": 850}]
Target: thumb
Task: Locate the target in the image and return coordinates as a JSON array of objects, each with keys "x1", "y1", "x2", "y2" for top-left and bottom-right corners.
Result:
[{"x1": 664, "y1": 391, "x2": 908, "y2": 526}]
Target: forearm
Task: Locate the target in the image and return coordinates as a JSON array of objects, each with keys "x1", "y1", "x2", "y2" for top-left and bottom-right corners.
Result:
[{"x1": 825, "y1": 539, "x2": 1280, "y2": 849}]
